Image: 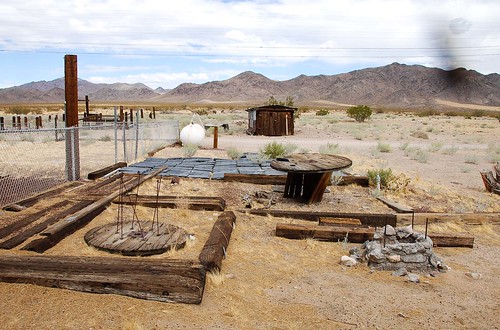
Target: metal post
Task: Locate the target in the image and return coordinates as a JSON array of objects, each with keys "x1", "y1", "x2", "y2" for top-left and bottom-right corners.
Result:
[
  {"x1": 135, "y1": 109, "x2": 139, "y2": 160},
  {"x1": 114, "y1": 106, "x2": 118, "y2": 163},
  {"x1": 425, "y1": 218, "x2": 429, "y2": 239}
]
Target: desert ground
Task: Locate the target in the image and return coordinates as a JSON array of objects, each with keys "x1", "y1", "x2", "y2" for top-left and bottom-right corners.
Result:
[{"x1": 0, "y1": 107, "x2": 499, "y2": 329}]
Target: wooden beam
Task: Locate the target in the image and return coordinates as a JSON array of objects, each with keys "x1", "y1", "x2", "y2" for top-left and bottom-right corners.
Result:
[
  {"x1": 376, "y1": 196, "x2": 413, "y2": 213},
  {"x1": 319, "y1": 217, "x2": 365, "y2": 227},
  {"x1": 0, "y1": 200, "x2": 71, "y2": 240},
  {"x1": 396, "y1": 213, "x2": 500, "y2": 224},
  {"x1": 64, "y1": 55, "x2": 78, "y2": 127},
  {"x1": 338, "y1": 175, "x2": 369, "y2": 187},
  {"x1": 114, "y1": 195, "x2": 226, "y2": 211},
  {"x1": 87, "y1": 162, "x2": 127, "y2": 180},
  {"x1": 430, "y1": 233, "x2": 474, "y2": 248},
  {"x1": 242, "y1": 209, "x2": 397, "y2": 227},
  {"x1": 276, "y1": 223, "x2": 374, "y2": 242},
  {"x1": 23, "y1": 168, "x2": 166, "y2": 253},
  {"x1": 0, "y1": 255, "x2": 205, "y2": 304},
  {"x1": 199, "y1": 211, "x2": 236, "y2": 271},
  {"x1": 222, "y1": 173, "x2": 287, "y2": 185},
  {"x1": 0, "y1": 200, "x2": 94, "y2": 249}
]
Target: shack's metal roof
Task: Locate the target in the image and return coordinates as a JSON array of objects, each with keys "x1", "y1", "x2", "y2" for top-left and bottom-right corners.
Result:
[{"x1": 246, "y1": 105, "x2": 297, "y2": 112}]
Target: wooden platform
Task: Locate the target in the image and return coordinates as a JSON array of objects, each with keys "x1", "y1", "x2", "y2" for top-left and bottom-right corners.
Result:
[{"x1": 84, "y1": 221, "x2": 188, "y2": 256}]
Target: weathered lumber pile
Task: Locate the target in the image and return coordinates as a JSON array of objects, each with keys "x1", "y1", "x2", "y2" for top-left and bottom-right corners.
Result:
[
  {"x1": 480, "y1": 163, "x2": 500, "y2": 195},
  {"x1": 0, "y1": 255, "x2": 205, "y2": 304},
  {"x1": 114, "y1": 195, "x2": 226, "y2": 211}
]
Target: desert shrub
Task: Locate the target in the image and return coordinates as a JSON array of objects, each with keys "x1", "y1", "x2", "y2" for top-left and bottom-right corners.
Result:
[
  {"x1": 347, "y1": 105, "x2": 372, "y2": 122},
  {"x1": 399, "y1": 142, "x2": 410, "y2": 150},
  {"x1": 260, "y1": 141, "x2": 287, "y2": 159},
  {"x1": 410, "y1": 148, "x2": 429, "y2": 163},
  {"x1": 284, "y1": 143, "x2": 298, "y2": 155},
  {"x1": 428, "y1": 142, "x2": 443, "y2": 152},
  {"x1": 417, "y1": 109, "x2": 438, "y2": 117},
  {"x1": 441, "y1": 146, "x2": 459, "y2": 155},
  {"x1": 367, "y1": 168, "x2": 393, "y2": 189},
  {"x1": 194, "y1": 108, "x2": 208, "y2": 116},
  {"x1": 472, "y1": 109, "x2": 485, "y2": 117},
  {"x1": 315, "y1": 109, "x2": 329, "y2": 116},
  {"x1": 376, "y1": 142, "x2": 392, "y2": 153},
  {"x1": 410, "y1": 130, "x2": 429, "y2": 139},
  {"x1": 226, "y1": 147, "x2": 242, "y2": 160},
  {"x1": 486, "y1": 144, "x2": 500, "y2": 163},
  {"x1": 367, "y1": 168, "x2": 410, "y2": 192},
  {"x1": 6, "y1": 106, "x2": 30, "y2": 115},
  {"x1": 319, "y1": 142, "x2": 339, "y2": 154},
  {"x1": 99, "y1": 135, "x2": 112, "y2": 142},
  {"x1": 183, "y1": 143, "x2": 198, "y2": 157},
  {"x1": 464, "y1": 155, "x2": 479, "y2": 164}
]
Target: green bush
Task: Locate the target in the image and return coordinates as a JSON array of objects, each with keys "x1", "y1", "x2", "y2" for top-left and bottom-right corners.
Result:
[
  {"x1": 315, "y1": 109, "x2": 329, "y2": 116},
  {"x1": 367, "y1": 168, "x2": 393, "y2": 188},
  {"x1": 260, "y1": 141, "x2": 287, "y2": 159},
  {"x1": 347, "y1": 105, "x2": 372, "y2": 122},
  {"x1": 376, "y1": 142, "x2": 392, "y2": 153}
]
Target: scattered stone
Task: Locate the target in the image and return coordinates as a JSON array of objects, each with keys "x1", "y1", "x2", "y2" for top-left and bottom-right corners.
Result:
[
  {"x1": 407, "y1": 273, "x2": 420, "y2": 283},
  {"x1": 396, "y1": 225, "x2": 413, "y2": 239},
  {"x1": 383, "y1": 225, "x2": 396, "y2": 236},
  {"x1": 429, "y1": 270, "x2": 440, "y2": 277},
  {"x1": 392, "y1": 268, "x2": 408, "y2": 277},
  {"x1": 340, "y1": 256, "x2": 357, "y2": 267},
  {"x1": 465, "y1": 272, "x2": 482, "y2": 279},
  {"x1": 387, "y1": 254, "x2": 401, "y2": 263},
  {"x1": 225, "y1": 273, "x2": 235, "y2": 279},
  {"x1": 170, "y1": 176, "x2": 180, "y2": 184},
  {"x1": 401, "y1": 253, "x2": 427, "y2": 263}
]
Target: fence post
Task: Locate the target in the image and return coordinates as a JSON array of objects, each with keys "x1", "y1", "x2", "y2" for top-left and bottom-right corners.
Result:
[
  {"x1": 24, "y1": 117, "x2": 28, "y2": 129},
  {"x1": 153, "y1": 107, "x2": 156, "y2": 119},
  {"x1": 140, "y1": 108, "x2": 144, "y2": 119},
  {"x1": 130, "y1": 108, "x2": 134, "y2": 124},
  {"x1": 16, "y1": 116, "x2": 21, "y2": 129},
  {"x1": 135, "y1": 109, "x2": 139, "y2": 160},
  {"x1": 55, "y1": 115, "x2": 58, "y2": 141},
  {"x1": 64, "y1": 54, "x2": 80, "y2": 181},
  {"x1": 114, "y1": 106, "x2": 118, "y2": 164}
]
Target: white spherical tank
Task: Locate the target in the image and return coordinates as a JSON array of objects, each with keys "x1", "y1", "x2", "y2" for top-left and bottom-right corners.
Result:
[{"x1": 180, "y1": 123, "x2": 205, "y2": 146}]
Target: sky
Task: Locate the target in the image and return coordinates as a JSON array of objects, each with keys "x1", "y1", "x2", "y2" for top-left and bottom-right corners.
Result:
[{"x1": 0, "y1": 0, "x2": 499, "y2": 90}]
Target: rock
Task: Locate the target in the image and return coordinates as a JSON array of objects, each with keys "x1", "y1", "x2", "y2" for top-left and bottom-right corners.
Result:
[
  {"x1": 368, "y1": 248, "x2": 386, "y2": 263},
  {"x1": 170, "y1": 176, "x2": 180, "y2": 184},
  {"x1": 429, "y1": 254, "x2": 443, "y2": 268},
  {"x1": 340, "y1": 256, "x2": 357, "y2": 267},
  {"x1": 401, "y1": 253, "x2": 427, "y2": 263},
  {"x1": 392, "y1": 268, "x2": 408, "y2": 277},
  {"x1": 407, "y1": 273, "x2": 420, "y2": 283},
  {"x1": 349, "y1": 247, "x2": 361, "y2": 258},
  {"x1": 383, "y1": 225, "x2": 396, "y2": 236},
  {"x1": 396, "y1": 225, "x2": 413, "y2": 239},
  {"x1": 465, "y1": 272, "x2": 482, "y2": 279},
  {"x1": 387, "y1": 254, "x2": 401, "y2": 263}
]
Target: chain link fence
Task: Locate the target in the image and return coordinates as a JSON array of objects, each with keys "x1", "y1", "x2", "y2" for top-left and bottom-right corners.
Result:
[{"x1": 0, "y1": 120, "x2": 179, "y2": 208}]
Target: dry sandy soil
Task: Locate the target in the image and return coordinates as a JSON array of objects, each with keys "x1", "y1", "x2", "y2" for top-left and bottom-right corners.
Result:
[{"x1": 0, "y1": 108, "x2": 499, "y2": 329}]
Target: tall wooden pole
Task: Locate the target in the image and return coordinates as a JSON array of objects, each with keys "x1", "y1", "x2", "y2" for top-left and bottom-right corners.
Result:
[{"x1": 65, "y1": 55, "x2": 80, "y2": 181}]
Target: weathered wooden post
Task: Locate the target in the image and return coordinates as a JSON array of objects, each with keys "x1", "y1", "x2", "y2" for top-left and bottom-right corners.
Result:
[
  {"x1": 213, "y1": 126, "x2": 219, "y2": 149},
  {"x1": 24, "y1": 117, "x2": 28, "y2": 129},
  {"x1": 85, "y1": 95, "x2": 90, "y2": 117},
  {"x1": 153, "y1": 107, "x2": 156, "y2": 119},
  {"x1": 130, "y1": 109, "x2": 134, "y2": 124},
  {"x1": 140, "y1": 108, "x2": 144, "y2": 119},
  {"x1": 12, "y1": 116, "x2": 15, "y2": 129},
  {"x1": 35, "y1": 117, "x2": 40, "y2": 129},
  {"x1": 65, "y1": 54, "x2": 80, "y2": 181},
  {"x1": 16, "y1": 116, "x2": 21, "y2": 129},
  {"x1": 0, "y1": 117, "x2": 4, "y2": 130},
  {"x1": 119, "y1": 106, "x2": 124, "y2": 123}
]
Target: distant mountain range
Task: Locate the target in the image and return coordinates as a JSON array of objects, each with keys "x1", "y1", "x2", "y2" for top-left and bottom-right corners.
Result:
[{"x1": 1, "y1": 63, "x2": 499, "y2": 109}]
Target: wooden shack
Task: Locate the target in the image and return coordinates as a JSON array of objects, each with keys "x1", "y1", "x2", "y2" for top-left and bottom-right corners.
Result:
[{"x1": 246, "y1": 105, "x2": 297, "y2": 136}]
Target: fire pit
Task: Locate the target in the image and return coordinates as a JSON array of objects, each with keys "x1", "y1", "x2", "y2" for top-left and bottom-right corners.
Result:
[{"x1": 353, "y1": 225, "x2": 447, "y2": 273}]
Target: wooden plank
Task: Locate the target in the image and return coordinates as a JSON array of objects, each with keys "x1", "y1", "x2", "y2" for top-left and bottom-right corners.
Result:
[
  {"x1": 0, "y1": 200, "x2": 71, "y2": 240},
  {"x1": 0, "y1": 255, "x2": 206, "y2": 304},
  {"x1": 87, "y1": 162, "x2": 127, "y2": 180},
  {"x1": 23, "y1": 167, "x2": 166, "y2": 253},
  {"x1": 271, "y1": 153, "x2": 352, "y2": 173},
  {"x1": 376, "y1": 196, "x2": 414, "y2": 213},
  {"x1": 0, "y1": 200, "x2": 94, "y2": 249},
  {"x1": 114, "y1": 195, "x2": 226, "y2": 211},
  {"x1": 276, "y1": 223, "x2": 374, "y2": 242},
  {"x1": 242, "y1": 209, "x2": 397, "y2": 227},
  {"x1": 430, "y1": 233, "x2": 474, "y2": 248},
  {"x1": 199, "y1": 211, "x2": 236, "y2": 271},
  {"x1": 2, "y1": 182, "x2": 83, "y2": 210},
  {"x1": 319, "y1": 217, "x2": 364, "y2": 227},
  {"x1": 396, "y1": 213, "x2": 500, "y2": 224},
  {"x1": 222, "y1": 173, "x2": 287, "y2": 185},
  {"x1": 338, "y1": 175, "x2": 369, "y2": 187}
]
